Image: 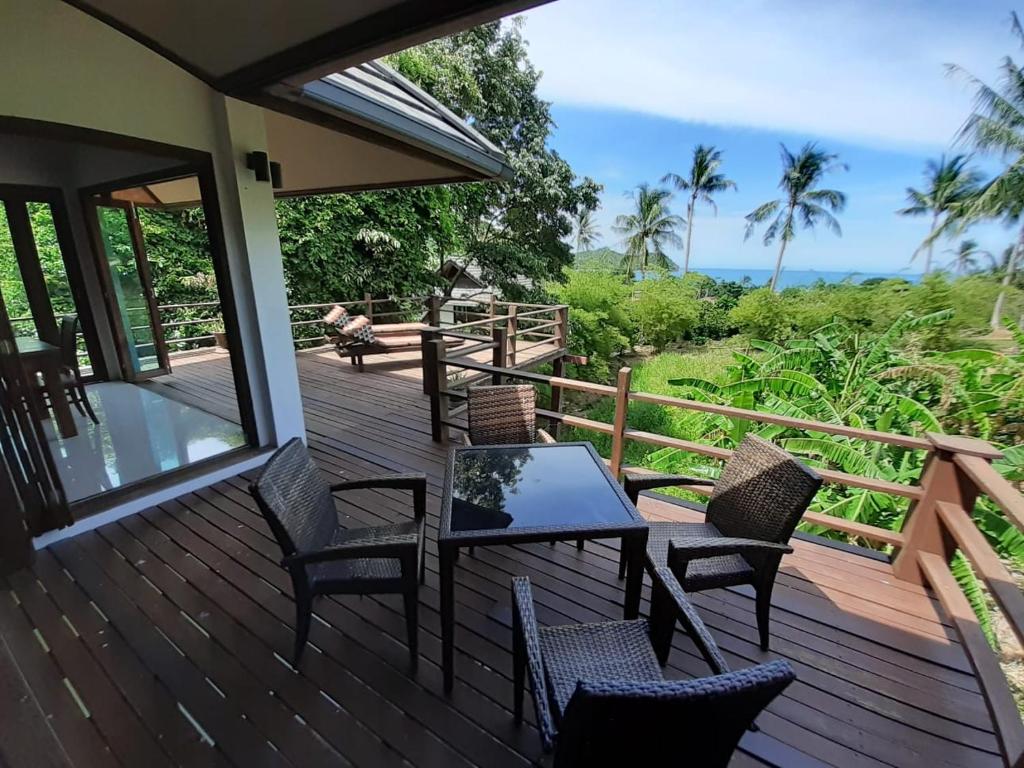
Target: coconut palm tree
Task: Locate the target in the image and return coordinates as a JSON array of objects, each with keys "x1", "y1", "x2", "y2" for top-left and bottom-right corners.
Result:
[
  {"x1": 897, "y1": 155, "x2": 982, "y2": 274},
  {"x1": 947, "y1": 13, "x2": 1024, "y2": 328},
  {"x1": 573, "y1": 209, "x2": 600, "y2": 253},
  {"x1": 945, "y1": 239, "x2": 990, "y2": 274},
  {"x1": 662, "y1": 145, "x2": 736, "y2": 275},
  {"x1": 744, "y1": 143, "x2": 847, "y2": 292},
  {"x1": 613, "y1": 183, "x2": 684, "y2": 278}
]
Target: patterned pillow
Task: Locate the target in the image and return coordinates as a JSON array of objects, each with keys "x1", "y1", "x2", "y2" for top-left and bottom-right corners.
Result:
[
  {"x1": 340, "y1": 315, "x2": 377, "y2": 344},
  {"x1": 323, "y1": 305, "x2": 349, "y2": 328}
]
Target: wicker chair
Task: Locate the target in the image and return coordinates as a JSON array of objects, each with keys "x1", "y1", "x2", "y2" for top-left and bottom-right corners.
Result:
[
  {"x1": 620, "y1": 433, "x2": 822, "y2": 650},
  {"x1": 512, "y1": 572, "x2": 795, "y2": 767},
  {"x1": 250, "y1": 438, "x2": 426, "y2": 666},
  {"x1": 463, "y1": 384, "x2": 554, "y2": 446}
]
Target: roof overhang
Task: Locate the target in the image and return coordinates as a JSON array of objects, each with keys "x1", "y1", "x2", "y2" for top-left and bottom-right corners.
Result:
[
  {"x1": 62, "y1": 0, "x2": 535, "y2": 194},
  {"x1": 62, "y1": 0, "x2": 551, "y2": 96}
]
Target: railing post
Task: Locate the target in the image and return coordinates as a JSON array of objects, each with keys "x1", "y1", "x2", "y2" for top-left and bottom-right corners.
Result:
[
  {"x1": 426, "y1": 296, "x2": 441, "y2": 327},
  {"x1": 609, "y1": 366, "x2": 632, "y2": 479},
  {"x1": 489, "y1": 295, "x2": 497, "y2": 321},
  {"x1": 506, "y1": 304, "x2": 518, "y2": 367},
  {"x1": 555, "y1": 305, "x2": 568, "y2": 351},
  {"x1": 364, "y1": 293, "x2": 373, "y2": 323},
  {"x1": 420, "y1": 328, "x2": 438, "y2": 394},
  {"x1": 549, "y1": 355, "x2": 565, "y2": 436},
  {"x1": 892, "y1": 433, "x2": 1001, "y2": 584},
  {"x1": 423, "y1": 337, "x2": 448, "y2": 442},
  {"x1": 491, "y1": 326, "x2": 506, "y2": 385}
]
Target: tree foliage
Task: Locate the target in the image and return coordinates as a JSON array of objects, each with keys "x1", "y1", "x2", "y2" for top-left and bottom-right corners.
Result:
[
  {"x1": 612, "y1": 184, "x2": 683, "y2": 277},
  {"x1": 662, "y1": 144, "x2": 736, "y2": 275},
  {"x1": 745, "y1": 143, "x2": 847, "y2": 292},
  {"x1": 897, "y1": 154, "x2": 982, "y2": 273},
  {"x1": 388, "y1": 19, "x2": 600, "y2": 298}
]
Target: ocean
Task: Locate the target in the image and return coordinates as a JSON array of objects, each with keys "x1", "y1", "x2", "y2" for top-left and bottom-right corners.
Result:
[{"x1": 678, "y1": 268, "x2": 923, "y2": 289}]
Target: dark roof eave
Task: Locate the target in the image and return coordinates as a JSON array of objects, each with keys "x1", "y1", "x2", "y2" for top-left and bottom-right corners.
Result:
[{"x1": 267, "y1": 77, "x2": 512, "y2": 182}]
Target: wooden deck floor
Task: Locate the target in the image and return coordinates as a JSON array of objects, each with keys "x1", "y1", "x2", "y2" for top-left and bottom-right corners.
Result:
[{"x1": 0, "y1": 347, "x2": 1004, "y2": 768}]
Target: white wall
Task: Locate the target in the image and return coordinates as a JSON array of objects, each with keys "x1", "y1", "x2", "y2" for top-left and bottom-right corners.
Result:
[{"x1": 0, "y1": 0, "x2": 307, "y2": 528}]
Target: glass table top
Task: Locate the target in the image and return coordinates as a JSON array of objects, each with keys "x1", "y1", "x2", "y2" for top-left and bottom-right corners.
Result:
[{"x1": 448, "y1": 443, "x2": 636, "y2": 533}]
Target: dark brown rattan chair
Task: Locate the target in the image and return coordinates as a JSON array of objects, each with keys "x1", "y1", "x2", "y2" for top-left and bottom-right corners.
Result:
[
  {"x1": 50, "y1": 315, "x2": 98, "y2": 424},
  {"x1": 463, "y1": 383, "x2": 555, "y2": 446},
  {"x1": 620, "y1": 433, "x2": 822, "y2": 650},
  {"x1": 250, "y1": 437, "x2": 426, "y2": 666},
  {"x1": 512, "y1": 571, "x2": 795, "y2": 767}
]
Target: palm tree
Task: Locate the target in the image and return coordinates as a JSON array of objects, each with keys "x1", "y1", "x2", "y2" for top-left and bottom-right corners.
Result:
[
  {"x1": 744, "y1": 143, "x2": 847, "y2": 292},
  {"x1": 945, "y1": 239, "x2": 990, "y2": 274},
  {"x1": 896, "y1": 155, "x2": 982, "y2": 274},
  {"x1": 662, "y1": 145, "x2": 736, "y2": 275},
  {"x1": 613, "y1": 183, "x2": 684, "y2": 278},
  {"x1": 947, "y1": 13, "x2": 1024, "y2": 329},
  {"x1": 573, "y1": 209, "x2": 600, "y2": 253}
]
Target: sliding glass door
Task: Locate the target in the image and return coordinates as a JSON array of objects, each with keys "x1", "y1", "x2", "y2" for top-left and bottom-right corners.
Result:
[{"x1": 91, "y1": 201, "x2": 170, "y2": 379}]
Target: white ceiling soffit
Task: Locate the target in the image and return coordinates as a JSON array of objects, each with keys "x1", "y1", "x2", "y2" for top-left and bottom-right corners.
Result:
[
  {"x1": 64, "y1": 0, "x2": 552, "y2": 95},
  {"x1": 265, "y1": 61, "x2": 511, "y2": 182}
]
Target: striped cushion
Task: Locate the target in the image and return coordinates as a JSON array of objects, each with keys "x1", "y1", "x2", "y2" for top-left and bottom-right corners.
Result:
[
  {"x1": 324, "y1": 305, "x2": 349, "y2": 328},
  {"x1": 340, "y1": 315, "x2": 376, "y2": 344}
]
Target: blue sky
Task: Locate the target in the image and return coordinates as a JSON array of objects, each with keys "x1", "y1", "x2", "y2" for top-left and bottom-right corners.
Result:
[{"x1": 519, "y1": 0, "x2": 1020, "y2": 272}]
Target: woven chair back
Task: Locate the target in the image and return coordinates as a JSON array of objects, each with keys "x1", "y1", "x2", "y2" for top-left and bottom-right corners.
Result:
[
  {"x1": 707, "y1": 434, "x2": 822, "y2": 543},
  {"x1": 252, "y1": 437, "x2": 336, "y2": 557},
  {"x1": 58, "y1": 314, "x2": 80, "y2": 373},
  {"x1": 466, "y1": 384, "x2": 537, "y2": 444},
  {"x1": 555, "y1": 660, "x2": 794, "y2": 767}
]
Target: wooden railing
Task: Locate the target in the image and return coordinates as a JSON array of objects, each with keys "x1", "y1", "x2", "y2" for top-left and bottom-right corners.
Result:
[
  {"x1": 419, "y1": 299, "x2": 568, "y2": 402},
  {"x1": 422, "y1": 354, "x2": 1024, "y2": 766}
]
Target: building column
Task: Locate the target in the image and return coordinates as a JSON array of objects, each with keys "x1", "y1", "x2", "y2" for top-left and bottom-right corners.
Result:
[{"x1": 209, "y1": 95, "x2": 305, "y2": 445}]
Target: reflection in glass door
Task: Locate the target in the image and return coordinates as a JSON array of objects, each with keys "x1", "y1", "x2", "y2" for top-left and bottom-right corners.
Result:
[{"x1": 94, "y1": 203, "x2": 170, "y2": 379}]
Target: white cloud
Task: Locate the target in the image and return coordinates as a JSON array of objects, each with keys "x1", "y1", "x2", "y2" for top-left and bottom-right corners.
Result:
[{"x1": 521, "y1": 0, "x2": 1011, "y2": 150}]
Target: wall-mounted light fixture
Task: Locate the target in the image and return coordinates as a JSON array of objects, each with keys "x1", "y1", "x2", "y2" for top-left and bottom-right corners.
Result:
[
  {"x1": 245, "y1": 152, "x2": 285, "y2": 190},
  {"x1": 245, "y1": 151, "x2": 271, "y2": 182}
]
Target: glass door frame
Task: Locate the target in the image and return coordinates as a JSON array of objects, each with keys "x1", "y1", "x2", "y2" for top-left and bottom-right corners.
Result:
[
  {"x1": 0, "y1": 184, "x2": 101, "y2": 369},
  {"x1": 78, "y1": 162, "x2": 258, "y2": 448},
  {"x1": 85, "y1": 197, "x2": 171, "y2": 380}
]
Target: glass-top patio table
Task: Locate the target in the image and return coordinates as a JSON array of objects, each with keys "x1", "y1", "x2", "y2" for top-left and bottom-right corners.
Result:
[{"x1": 438, "y1": 441, "x2": 649, "y2": 693}]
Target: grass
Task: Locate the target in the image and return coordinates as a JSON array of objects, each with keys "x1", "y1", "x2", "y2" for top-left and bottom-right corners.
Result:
[{"x1": 628, "y1": 345, "x2": 738, "y2": 394}]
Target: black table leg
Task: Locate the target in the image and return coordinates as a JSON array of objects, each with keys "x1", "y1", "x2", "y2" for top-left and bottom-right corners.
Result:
[
  {"x1": 623, "y1": 531, "x2": 646, "y2": 619},
  {"x1": 440, "y1": 544, "x2": 456, "y2": 694}
]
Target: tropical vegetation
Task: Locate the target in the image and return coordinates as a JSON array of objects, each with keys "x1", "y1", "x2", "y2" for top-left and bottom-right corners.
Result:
[
  {"x1": 897, "y1": 155, "x2": 983, "y2": 274},
  {"x1": 661, "y1": 145, "x2": 736, "y2": 275},
  {"x1": 744, "y1": 143, "x2": 848, "y2": 292},
  {"x1": 612, "y1": 183, "x2": 684, "y2": 277}
]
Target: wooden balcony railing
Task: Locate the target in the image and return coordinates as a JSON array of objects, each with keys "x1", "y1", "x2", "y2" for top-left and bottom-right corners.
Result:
[{"x1": 422, "y1": 352, "x2": 1024, "y2": 767}]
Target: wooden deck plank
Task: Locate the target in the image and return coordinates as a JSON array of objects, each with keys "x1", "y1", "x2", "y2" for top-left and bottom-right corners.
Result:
[{"x1": 1, "y1": 347, "x2": 1007, "y2": 768}]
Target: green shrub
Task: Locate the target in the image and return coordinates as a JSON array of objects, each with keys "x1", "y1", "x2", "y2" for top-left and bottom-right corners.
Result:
[
  {"x1": 547, "y1": 269, "x2": 632, "y2": 380},
  {"x1": 729, "y1": 288, "x2": 793, "y2": 341},
  {"x1": 629, "y1": 277, "x2": 699, "y2": 351}
]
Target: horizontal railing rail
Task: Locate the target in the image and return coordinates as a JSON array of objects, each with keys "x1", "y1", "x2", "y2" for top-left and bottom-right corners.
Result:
[{"x1": 421, "y1": 349, "x2": 1024, "y2": 766}]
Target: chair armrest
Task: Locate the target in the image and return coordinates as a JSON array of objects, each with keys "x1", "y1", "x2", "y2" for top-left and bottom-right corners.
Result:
[
  {"x1": 668, "y1": 537, "x2": 792, "y2": 561},
  {"x1": 536, "y1": 428, "x2": 556, "y2": 444},
  {"x1": 649, "y1": 566, "x2": 729, "y2": 674},
  {"x1": 622, "y1": 473, "x2": 715, "y2": 504},
  {"x1": 460, "y1": 432, "x2": 473, "y2": 446},
  {"x1": 282, "y1": 529, "x2": 419, "y2": 567},
  {"x1": 511, "y1": 577, "x2": 556, "y2": 752},
  {"x1": 330, "y1": 474, "x2": 427, "y2": 522},
  {"x1": 668, "y1": 537, "x2": 791, "y2": 584}
]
